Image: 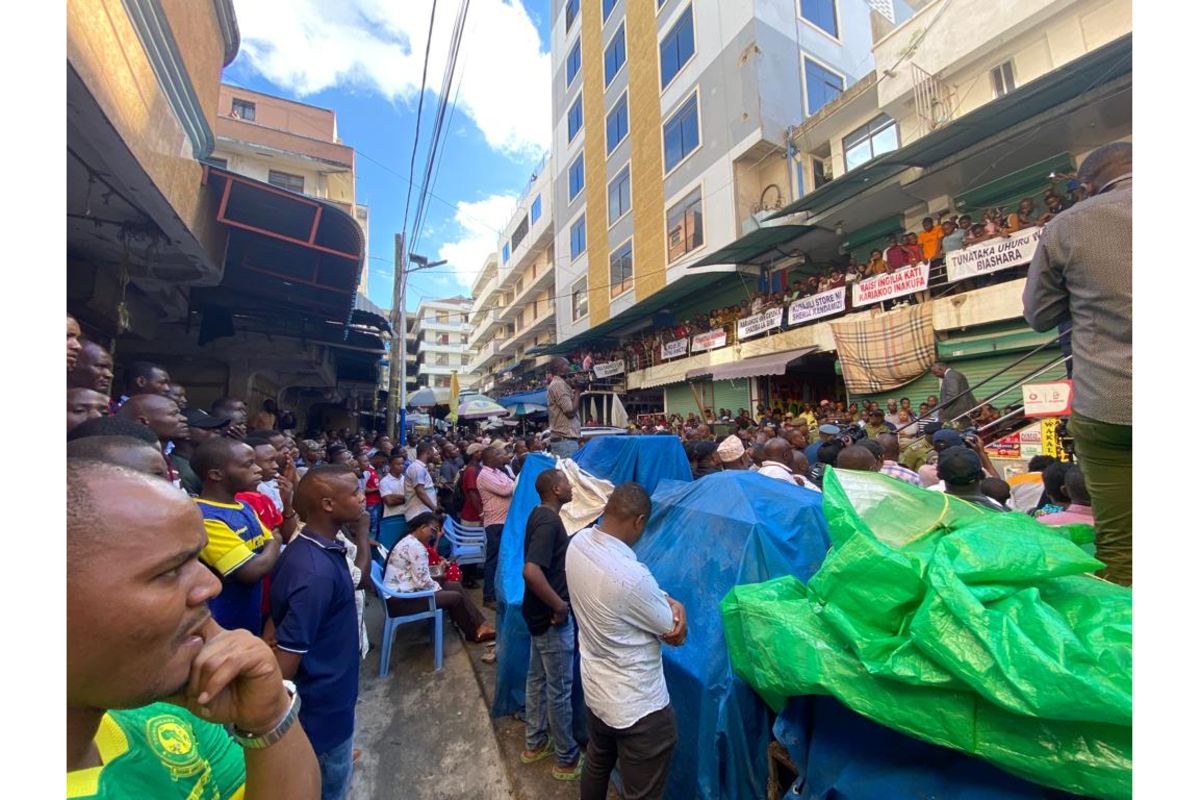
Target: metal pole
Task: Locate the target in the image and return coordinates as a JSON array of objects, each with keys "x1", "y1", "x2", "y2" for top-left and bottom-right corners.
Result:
[{"x1": 386, "y1": 233, "x2": 406, "y2": 440}]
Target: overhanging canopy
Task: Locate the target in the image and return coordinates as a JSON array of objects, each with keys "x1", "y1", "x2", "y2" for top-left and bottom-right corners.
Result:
[
  {"x1": 693, "y1": 347, "x2": 817, "y2": 381},
  {"x1": 498, "y1": 389, "x2": 547, "y2": 408},
  {"x1": 690, "y1": 225, "x2": 818, "y2": 268},
  {"x1": 768, "y1": 33, "x2": 1133, "y2": 221}
]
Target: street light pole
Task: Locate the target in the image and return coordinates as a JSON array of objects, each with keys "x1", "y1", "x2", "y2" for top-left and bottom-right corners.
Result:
[{"x1": 386, "y1": 233, "x2": 407, "y2": 441}]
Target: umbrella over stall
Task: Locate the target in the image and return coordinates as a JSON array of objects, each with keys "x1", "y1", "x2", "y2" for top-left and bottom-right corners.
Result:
[{"x1": 458, "y1": 397, "x2": 511, "y2": 420}]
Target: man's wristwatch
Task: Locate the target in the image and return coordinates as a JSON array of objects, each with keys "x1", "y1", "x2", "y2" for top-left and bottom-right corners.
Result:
[{"x1": 229, "y1": 680, "x2": 300, "y2": 750}]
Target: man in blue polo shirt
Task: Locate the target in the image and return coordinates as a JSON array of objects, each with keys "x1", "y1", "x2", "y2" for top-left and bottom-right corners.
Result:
[
  {"x1": 191, "y1": 437, "x2": 280, "y2": 635},
  {"x1": 271, "y1": 464, "x2": 365, "y2": 800}
]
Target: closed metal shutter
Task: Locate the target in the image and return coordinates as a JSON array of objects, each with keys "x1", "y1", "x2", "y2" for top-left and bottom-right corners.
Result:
[{"x1": 711, "y1": 378, "x2": 751, "y2": 415}]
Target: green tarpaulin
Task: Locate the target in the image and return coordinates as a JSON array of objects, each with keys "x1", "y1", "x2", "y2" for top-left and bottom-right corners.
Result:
[{"x1": 720, "y1": 469, "x2": 1131, "y2": 799}]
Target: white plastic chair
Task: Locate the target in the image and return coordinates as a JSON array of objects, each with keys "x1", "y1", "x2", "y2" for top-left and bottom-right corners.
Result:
[
  {"x1": 442, "y1": 517, "x2": 486, "y2": 568},
  {"x1": 369, "y1": 561, "x2": 443, "y2": 676}
]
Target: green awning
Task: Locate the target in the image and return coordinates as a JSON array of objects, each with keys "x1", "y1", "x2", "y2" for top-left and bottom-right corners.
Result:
[
  {"x1": 844, "y1": 215, "x2": 905, "y2": 251},
  {"x1": 690, "y1": 225, "x2": 817, "y2": 267},
  {"x1": 768, "y1": 33, "x2": 1132, "y2": 221},
  {"x1": 954, "y1": 153, "x2": 1076, "y2": 213}
]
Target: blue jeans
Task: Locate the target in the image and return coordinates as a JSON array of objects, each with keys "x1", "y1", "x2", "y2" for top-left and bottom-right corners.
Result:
[
  {"x1": 316, "y1": 735, "x2": 354, "y2": 800},
  {"x1": 483, "y1": 524, "x2": 504, "y2": 602},
  {"x1": 548, "y1": 438, "x2": 580, "y2": 459},
  {"x1": 368, "y1": 503, "x2": 382, "y2": 541},
  {"x1": 526, "y1": 615, "x2": 580, "y2": 766}
]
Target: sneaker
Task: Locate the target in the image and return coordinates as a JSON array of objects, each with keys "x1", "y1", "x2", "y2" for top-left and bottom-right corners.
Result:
[
  {"x1": 520, "y1": 741, "x2": 553, "y2": 764},
  {"x1": 552, "y1": 754, "x2": 584, "y2": 781}
]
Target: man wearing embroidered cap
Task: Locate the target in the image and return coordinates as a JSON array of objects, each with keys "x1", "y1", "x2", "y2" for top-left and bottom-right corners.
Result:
[{"x1": 716, "y1": 435, "x2": 750, "y2": 470}]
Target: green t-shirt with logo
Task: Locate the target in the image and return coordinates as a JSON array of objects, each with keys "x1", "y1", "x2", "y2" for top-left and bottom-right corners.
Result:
[{"x1": 66, "y1": 702, "x2": 245, "y2": 799}]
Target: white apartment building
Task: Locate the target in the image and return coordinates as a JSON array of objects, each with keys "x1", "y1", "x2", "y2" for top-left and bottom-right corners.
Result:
[
  {"x1": 413, "y1": 297, "x2": 477, "y2": 389},
  {"x1": 467, "y1": 158, "x2": 557, "y2": 396}
]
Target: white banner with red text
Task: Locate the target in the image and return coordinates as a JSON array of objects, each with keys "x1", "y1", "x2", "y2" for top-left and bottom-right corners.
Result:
[
  {"x1": 691, "y1": 329, "x2": 727, "y2": 352},
  {"x1": 737, "y1": 307, "x2": 783, "y2": 340},
  {"x1": 592, "y1": 360, "x2": 625, "y2": 378},
  {"x1": 660, "y1": 337, "x2": 689, "y2": 360},
  {"x1": 851, "y1": 262, "x2": 930, "y2": 306},
  {"x1": 787, "y1": 287, "x2": 847, "y2": 326},
  {"x1": 945, "y1": 226, "x2": 1043, "y2": 283}
]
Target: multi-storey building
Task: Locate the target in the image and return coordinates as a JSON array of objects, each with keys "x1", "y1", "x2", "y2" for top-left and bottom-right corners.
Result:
[
  {"x1": 548, "y1": 0, "x2": 896, "y2": 353},
  {"x1": 468, "y1": 159, "x2": 557, "y2": 396},
  {"x1": 413, "y1": 297, "x2": 477, "y2": 389}
]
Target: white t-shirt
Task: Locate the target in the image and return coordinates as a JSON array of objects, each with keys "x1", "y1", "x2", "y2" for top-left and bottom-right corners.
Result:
[
  {"x1": 379, "y1": 473, "x2": 406, "y2": 518},
  {"x1": 403, "y1": 460, "x2": 436, "y2": 521}
]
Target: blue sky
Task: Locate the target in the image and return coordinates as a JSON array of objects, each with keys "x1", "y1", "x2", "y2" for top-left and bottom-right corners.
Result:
[{"x1": 223, "y1": 0, "x2": 552, "y2": 311}]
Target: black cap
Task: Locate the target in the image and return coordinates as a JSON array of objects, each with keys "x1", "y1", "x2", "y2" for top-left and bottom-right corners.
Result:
[
  {"x1": 868, "y1": 408, "x2": 884, "y2": 418},
  {"x1": 937, "y1": 446, "x2": 983, "y2": 486},
  {"x1": 183, "y1": 407, "x2": 231, "y2": 429}
]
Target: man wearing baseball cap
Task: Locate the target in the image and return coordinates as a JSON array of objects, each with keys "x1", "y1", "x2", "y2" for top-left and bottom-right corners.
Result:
[
  {"x1": 937, "y1": 446, "x2": 1006, "y2": 511},
  {"x1": 169, "y1": 408, "x2": 232, "y2": 494}
]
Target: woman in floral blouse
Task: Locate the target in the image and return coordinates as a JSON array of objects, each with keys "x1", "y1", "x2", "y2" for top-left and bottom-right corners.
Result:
[{"x1": 383, "y1": 512, "x2": 495, "y2": 643}]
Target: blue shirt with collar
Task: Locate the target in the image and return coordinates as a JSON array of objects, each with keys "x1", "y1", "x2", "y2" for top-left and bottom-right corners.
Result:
[{"x1": 269, "y1": 528, "x2": 359, "y2": 754}]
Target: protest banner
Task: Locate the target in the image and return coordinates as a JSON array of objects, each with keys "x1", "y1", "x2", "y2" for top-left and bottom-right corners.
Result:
[
  {"x1": 592, "y1": 360, "x2": 625, "y2": 378},
  {"x1": 787, "y1": 287, "x2": 846, "y2": 326},
  {"x1": 851, "y1": 262, "x2": 930, "y2": 306},
  {"x1": 736, "y1": 308, "x2": 783, "y2": 340},
  {"x1": 661, "y1": 337, "x2": 689, "y2": 360},
  {"x1": 691, "y1": 329, "x2": 727, "y2": 352},
  {"x1": 945, "y1": 226, "x2": 1042, "y2": 283}
]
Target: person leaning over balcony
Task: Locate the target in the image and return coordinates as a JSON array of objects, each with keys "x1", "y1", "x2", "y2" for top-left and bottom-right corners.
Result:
[{"x1": 1023, "y1": 141, "x2": 1132, "y2": 586}]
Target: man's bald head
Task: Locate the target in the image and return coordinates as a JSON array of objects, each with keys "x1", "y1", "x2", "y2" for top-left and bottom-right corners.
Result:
[
  {"x1": 604, "y1": 482, "x2": 651, "y2": 523},
  {"x1": 119, "y1": 394, "x2": 187, "y2": 441},
  {"x1": 764, "y1": 437, "x2": 793, "y2": 464},
  {"x1": 836, "y1": 445, "x2": 880, "y2": 472},
  {"x1": 67, "y1": 460, "x2": 190, "y2": 558},
  {"x1": 1079, "y1": 141, "x2": 1132, "y2": 190},
  {"x1": 877, "y1": 433, "x2": 901, "y2": 461},
  {"x1": 548, "y1": 356, "x2": 571, "y2": 376},
  {"x1": 67, "y1": 436, "x2": 168, "y2": 478},
  {"x1": 295, "y1": 464, "x2": 360, "y2": 522}
]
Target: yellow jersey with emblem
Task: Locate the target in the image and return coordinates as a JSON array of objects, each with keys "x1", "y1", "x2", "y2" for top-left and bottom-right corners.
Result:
[{"x1": 66, "y1": 703, "x2": 245, "y2": 799}]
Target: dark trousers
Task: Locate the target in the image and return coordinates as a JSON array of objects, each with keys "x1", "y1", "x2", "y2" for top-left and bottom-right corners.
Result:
[
  {"x1": 483, "y1": 524, "x2": 504, "y2": 602},
  {"x1": 1070, "y1": 413, "x2": 1132, "y2": 586},
  {"x1": 386, "y1": 580, "x2": 485, "y2": 639},
  {"x1": 581, "y1": 704, "x2": 677, "y2": 800}
]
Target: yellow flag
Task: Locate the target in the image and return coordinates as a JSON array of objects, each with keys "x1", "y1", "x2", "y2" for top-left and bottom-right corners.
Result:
[{"x1": 448, "y1": 371, "x2": 460, "y2": 424}]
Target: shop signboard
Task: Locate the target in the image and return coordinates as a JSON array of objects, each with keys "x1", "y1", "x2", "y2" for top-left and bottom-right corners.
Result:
[
  {"x1": 945, "y1": 226, "x2": 1043, "y2": 283},
  {"x1": 1021, "y1": 380, "x2": 1073, "y2": 417},
  {"x1": 851, "y1": 262, "x2": 930, "y2": 306},
  {"x1": 787, "y1": 287, "x2": 846, "y2": 326},
  {"x1": 736, "y1": 308, "x2": 783, "y2": 341},
  {"x1": 593, "y1": 360, "x2": 625, "y2": 378},
  {"x1": 661, "y1": 337, "x2": 689, "y2": 360},
  {"x1": 691, "y1": 329, "x2": 727, "y2": 353}
]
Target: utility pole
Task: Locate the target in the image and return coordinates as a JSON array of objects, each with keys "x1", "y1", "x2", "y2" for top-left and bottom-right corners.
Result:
[{"x1": 386, "y1": 232, "x2": 407, "y2": 440}]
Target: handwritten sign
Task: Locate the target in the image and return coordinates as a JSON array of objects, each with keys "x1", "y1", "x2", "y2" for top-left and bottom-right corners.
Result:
[
  {"x1": 661, "y1": 337, "x2": 689, "y2": 360},
  {"x1": 788, "y1": 287, "x2": 846, "y2": 326},
  {"x1": 592, "y1": 360, "x2": 625, "y2": 378},
  {"x1": 736, "y1": 308, "x2": 783, "y2": 340},
  {"x1": 946, "y1": 226, "x2": 1042, "y2": 283},
  {"x1": 851, "y1": 262, "x2": 930, "y2": 306},
  {"x1": 691, "y1": 329, "x2": 727, "y2": 352},
  {"x1": 1022, "y1": 380, "x2": 1073, "y2": 417}
]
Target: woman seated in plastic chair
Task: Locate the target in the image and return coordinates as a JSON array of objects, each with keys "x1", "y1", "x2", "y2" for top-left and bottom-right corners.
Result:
[{"x1": 382, "y1": 512, "x2": 496, "y2": 643}]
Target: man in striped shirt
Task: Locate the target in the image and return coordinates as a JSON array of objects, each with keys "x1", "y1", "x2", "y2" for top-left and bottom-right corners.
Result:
[{"x1": 878, "y1": 434, "x2": 921, "y2": 487}]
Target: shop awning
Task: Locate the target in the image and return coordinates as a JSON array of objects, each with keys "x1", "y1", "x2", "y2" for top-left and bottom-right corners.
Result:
[
  {"x1": 498, "y1": 389, "x2": 547, "y2": 408},
  {"x1": 768, "y1": 33, "x2": 1132, "y2": 221},
  {"x1": 690, "y1": 225, "x2": 817, "y2": 268},
  {"x1": 695, "y1": 347, "x2": 817, "y2": 381}
]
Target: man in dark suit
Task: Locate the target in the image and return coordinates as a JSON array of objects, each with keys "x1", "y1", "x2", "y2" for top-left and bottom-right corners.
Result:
[{"x1": 931, "y1": 362, "x2": 976, "y2": 429}]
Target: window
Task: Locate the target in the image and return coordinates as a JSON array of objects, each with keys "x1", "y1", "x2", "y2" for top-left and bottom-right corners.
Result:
[
  {"x1": 568, "y1": 154, "x2": 585, "y2": 201},
  {"x1": 566, "y1": 39, "x2": 581, "y2": 87},
  {"x1": 231, "y1": 98, "x2": 256, "y2": 121},
  {"x1": 666, "y1": 187, "x2": 703, "y2": 262},
  {"x1": 608, "y1": 166, "x2": 631, "y2": 226},
  {"x1": 565, "y1": 0, "x2": 579, "y2": 32},
  {"x1": 800, "y1": 0, "x2": 839, "y2": 39},
  {"x1": 991, "y1": 60, "x2": 1017, "y2": 98},
  {"x1": 606, "y1": 94, "x2": 629, "y2": 154},
  {"x1": 663, "y1": 92, "x2": 700, "y2": 173},
  {"x1": 531, "y1": 194, "x2": 542, "y2": 223},
  {"x1": 568, "y1": 95, "x2": 584, "y2": 142},
  {"x1": 842, "y1": 114, "x2": 899, "y2": 172},
  {"x1": 267, "y1": 170, "x2": 304, "y2": 193},
  {"x1": 609, "y1": 241, "x2": 634, "y2": 298},
  {"x1": 572, "y1": 277, "x2": 589, "y2": 321},
  {"x1": 512, "y1": 215, "x2": 529, "y2": 250},
  {"x1": 604, "y1": 25, "x2": 626, "y2": 86},
  {"x1": 570, "y1": 215, "x2": 587, "y2": 260},
  {"x1": 812, "y1": 156, "x2": 830, "y2": 188},
  {"x1": 660, "y1": 5, "x2": 695, "y2": 88},
  {"x1": 502, "y1": 242, "x2": 511, "y2": 264},
  {"x1": 603, "y1": 0, "x2": 619, "y2": 22},
  {"x1": 207, "y1": 157, "x2": 227, "y2": 169},
  {"x1": 803, "y1": 57, "x2": 844, "y2": 115}
]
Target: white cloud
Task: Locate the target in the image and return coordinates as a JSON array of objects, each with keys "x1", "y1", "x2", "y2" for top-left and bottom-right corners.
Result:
[
  {"x1": 435, "y1": 193, "x2": 516, "y2": 289},
  {"x1": 231, "y1": 0, "x2": 551, "y2": 158}
]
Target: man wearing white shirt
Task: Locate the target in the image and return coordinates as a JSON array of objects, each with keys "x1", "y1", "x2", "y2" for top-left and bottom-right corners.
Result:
[
  {"x1": 758, "y1": 438, "x2": 820, "y2": 492},
  {"x1": 379, "y1": 453, "x2": 406, "y2": 519},
  {"x1": 566, "y1": 483, "x2": 687, "y2": 800}
]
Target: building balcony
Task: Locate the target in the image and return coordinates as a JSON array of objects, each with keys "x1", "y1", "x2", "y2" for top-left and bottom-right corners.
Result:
[
  {"x1": 509, "y1": 262, "x2": 555, "y2": 314},
  {"x1": 471, "y1": 256, "x2": 499, "y2": 298},
  {"x1": 503, "y1": 302, "x2": 555, "y2": 351},
  {"x1": 414, "y1": 319, "x2": 471, "y2": 335},
  {"x1": 471, "y1": 271, "x2": 500, "y2": 314},
  {"x1": 468, "y1": 340, "x2": 504, "y2": 374},
  {"x1": 468, "y1": 308, "x2": 502, "y2": 348},
  {"x1": 215, "y1": 114, "x2": 354, "y2": 170},
  {"x1": 417, "y1": 340, "x2": 466, "y2": 356},
  {"x1": 417, "y1": 364, "x2": 468, "y2": 377}
]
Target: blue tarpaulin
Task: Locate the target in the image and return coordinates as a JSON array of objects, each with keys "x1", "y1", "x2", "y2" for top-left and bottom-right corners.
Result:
[
  {"x1": 490, "y1": 438, "x2": 691, "y2": 719},
  {"x1": 634, "y1": 472, "x2": 829, "y2": 800},
  {"x1": 775, "y1": 697, "x2": 1085, "y2": 799}
]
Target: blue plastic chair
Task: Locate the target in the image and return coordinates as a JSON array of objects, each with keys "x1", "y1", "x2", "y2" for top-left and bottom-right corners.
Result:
[
  {"x1": 369, "y1": 561, "x2": 443, "y2": 676},
  {"x1": 378, "y1": 514, "x2": 406, "y2": 553},
  {"x1": 441, "y1": 517, "x2": 485, "y2": 568}
]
